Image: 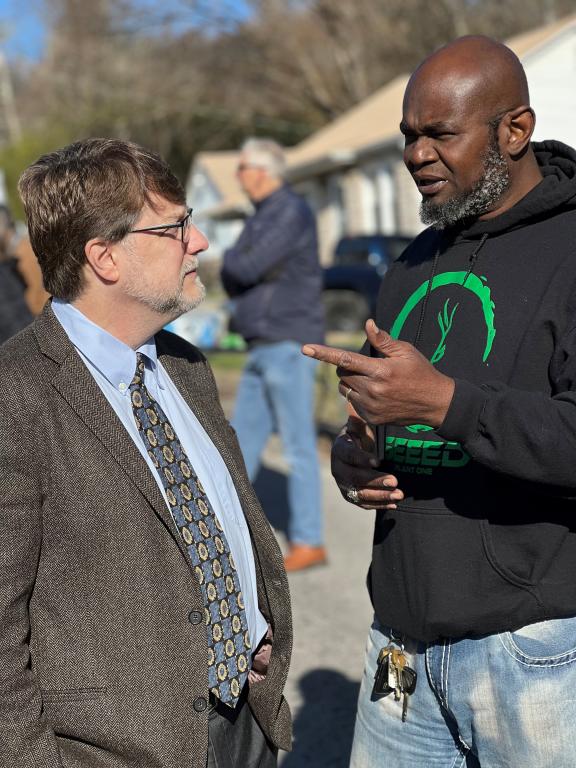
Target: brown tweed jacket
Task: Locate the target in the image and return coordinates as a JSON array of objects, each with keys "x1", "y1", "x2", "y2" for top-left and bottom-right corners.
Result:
[{"x1": 0, "y1": 304, "x2": 292, "y2": 768}]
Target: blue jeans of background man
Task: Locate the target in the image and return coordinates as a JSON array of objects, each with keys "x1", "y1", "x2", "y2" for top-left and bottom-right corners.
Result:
[
  {"x1": 350, "y1": 616, "x2": 576, "y2": 767},
  {"x1": 232, "y1": 341, "x2": 323, "y2": 547}
]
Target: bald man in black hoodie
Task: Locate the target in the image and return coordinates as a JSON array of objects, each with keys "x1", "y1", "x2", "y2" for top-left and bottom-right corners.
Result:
[{"x1": 305, "y1": 36, "x2": 576, "y2": 767}]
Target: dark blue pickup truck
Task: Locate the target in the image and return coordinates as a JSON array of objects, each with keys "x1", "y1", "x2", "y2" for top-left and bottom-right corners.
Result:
[{"x1": 323, "y1": 234, "x2": 411, "y2": 331}]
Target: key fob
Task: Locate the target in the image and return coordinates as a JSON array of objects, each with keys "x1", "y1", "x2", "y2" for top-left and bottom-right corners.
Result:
[
  {"x1": 372, "y1": 653, "x2": 395, "y2": 697},
  {"x1": 401, "y1": 666, "x2": 417, "y2": 696}
]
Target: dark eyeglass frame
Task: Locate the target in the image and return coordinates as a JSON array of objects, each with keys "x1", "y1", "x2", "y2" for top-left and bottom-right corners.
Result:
[
  {"x1": 129, "y1": 207, "x2": 194, "y2": 242},
  {"x1": 236, "y1": 163, "x2": 266, "y2": 173}
]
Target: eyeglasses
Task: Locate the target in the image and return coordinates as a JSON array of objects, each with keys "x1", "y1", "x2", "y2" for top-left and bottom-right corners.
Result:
[
  {"x1": 236, "y1": 163, "x2": 265, "y2": 173},
  {"x1": 129, "y1": 207, "x2": 194, "y2": 242}
]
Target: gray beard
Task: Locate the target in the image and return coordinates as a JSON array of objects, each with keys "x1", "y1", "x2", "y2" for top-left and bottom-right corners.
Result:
[
  {"x1": 145, "y1": 282, "x2": 206, "y2": 317},
  {"x1": 124, "y1": 258, "x2": 206, "y2": 319},
  {"x1": 420, "y1": 146, "x2": 511, "y2": 229},
  {"x1": 141, "y1": 276, "x2": 206, "y2": 317}
]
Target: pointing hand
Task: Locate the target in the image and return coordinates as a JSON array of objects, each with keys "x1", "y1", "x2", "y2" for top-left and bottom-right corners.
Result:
[{"x1": 302, "y1": 319, "x2": 455, "y2": 427}]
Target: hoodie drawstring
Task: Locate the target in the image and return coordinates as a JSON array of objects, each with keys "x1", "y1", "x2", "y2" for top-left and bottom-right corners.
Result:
[
  {"x1": 413, "y1": 232, "x2": 489, "y2": 350},
  {"x1": 463, "y1": 232, "x2": 489, "y2": 288}
]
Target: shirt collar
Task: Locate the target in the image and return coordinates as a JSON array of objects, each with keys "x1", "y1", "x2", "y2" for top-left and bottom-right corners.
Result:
[
  {"x1": 253, "y1": 183, "x2": 288, "y2": 210},
  {"x1": 52, "y1": 299, "x2": 162, "y2": 394}
]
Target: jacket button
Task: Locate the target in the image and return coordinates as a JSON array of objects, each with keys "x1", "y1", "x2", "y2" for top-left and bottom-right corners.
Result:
[
  {"x1": 193, "y1": 697, "x2": 207, "y2": 712},
  {"x1": 188, "y1": 610, "x2": 203, "y2": 625}
]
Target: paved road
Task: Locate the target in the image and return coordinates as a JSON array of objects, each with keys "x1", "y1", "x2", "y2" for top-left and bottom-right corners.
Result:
[{"x1": 252, "y1": 437, "x2": 375, "y2": 768}]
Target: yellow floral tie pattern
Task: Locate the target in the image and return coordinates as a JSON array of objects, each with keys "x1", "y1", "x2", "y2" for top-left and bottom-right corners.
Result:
[{"x1": 130, "y1": 353, "x2": 251, "y2": 706}]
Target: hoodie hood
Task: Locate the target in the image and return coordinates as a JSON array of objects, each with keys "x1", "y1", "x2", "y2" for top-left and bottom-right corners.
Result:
[{"x1": 458, "y1": 140, "x2": 576, "y2": 239}]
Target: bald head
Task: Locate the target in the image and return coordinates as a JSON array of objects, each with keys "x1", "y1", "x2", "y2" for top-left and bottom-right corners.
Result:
[
  {"x1": 408, "y1": 36, "x2": 530, "y2": 122},
  {"x1": 401, "y1": 35, "x2": 542, "y2": 227}
]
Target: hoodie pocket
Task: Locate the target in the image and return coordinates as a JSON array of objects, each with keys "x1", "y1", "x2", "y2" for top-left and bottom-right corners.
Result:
[{"x1": 479, "y1": 520, "x2": 541, "y2": 588}]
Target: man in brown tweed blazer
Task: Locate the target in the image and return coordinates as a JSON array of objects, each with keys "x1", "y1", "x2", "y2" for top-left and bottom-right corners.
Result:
[{"x1": 0, "y1": 138, "x2": 292, "y2": 767}]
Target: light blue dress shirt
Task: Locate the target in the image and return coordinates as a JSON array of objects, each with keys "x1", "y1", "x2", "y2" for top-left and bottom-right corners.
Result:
[{"x1": 52, "y1": 299, "x2": 268, "y2": 652}]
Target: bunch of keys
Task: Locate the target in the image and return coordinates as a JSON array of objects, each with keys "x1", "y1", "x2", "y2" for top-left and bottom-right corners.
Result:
[{"x1": 372, "y1": 641, "x2": 417, "y2": 721}]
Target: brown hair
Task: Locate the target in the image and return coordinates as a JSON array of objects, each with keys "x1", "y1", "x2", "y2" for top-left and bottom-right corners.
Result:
[{"x1": 18, "y1": 138, "x2": 185, "y2": 300}]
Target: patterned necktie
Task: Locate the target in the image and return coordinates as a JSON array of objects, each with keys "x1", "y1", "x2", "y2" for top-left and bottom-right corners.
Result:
[{"x1": 129, "y1": 353, "x2": 251, "y2": 707}]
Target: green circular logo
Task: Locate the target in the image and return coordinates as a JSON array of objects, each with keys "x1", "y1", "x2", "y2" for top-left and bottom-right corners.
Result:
[{"x1": 390, "y1": 271, "x2": 496, "y2": 433}]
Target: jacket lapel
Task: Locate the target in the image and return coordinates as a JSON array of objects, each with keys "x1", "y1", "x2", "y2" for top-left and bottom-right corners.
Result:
[{"x1": 36, "y1": 306, "x2": 193, "y2": 565}]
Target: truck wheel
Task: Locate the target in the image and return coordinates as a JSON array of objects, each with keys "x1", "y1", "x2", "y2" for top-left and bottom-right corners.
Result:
[{"x1": 323, "y1": 290, "x2": 370, "y2": 332}]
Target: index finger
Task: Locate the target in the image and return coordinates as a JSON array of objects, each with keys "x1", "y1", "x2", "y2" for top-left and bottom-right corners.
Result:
[{"x1": 302, "y1": 344, "x2": 375, "y2": 374}]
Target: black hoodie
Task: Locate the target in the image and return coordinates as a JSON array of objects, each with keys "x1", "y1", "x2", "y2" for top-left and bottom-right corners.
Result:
[{"x1": 369, "y1": 140, "x2": 576, "y2": 642}]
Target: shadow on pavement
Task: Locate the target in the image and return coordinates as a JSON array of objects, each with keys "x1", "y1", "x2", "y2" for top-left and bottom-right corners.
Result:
[
  {"x1": 282, "y1": 669, "x2": 360, "y2": 768},
  {"x1": 253, "y1": 465, "x2": 290, "y2": 537}
]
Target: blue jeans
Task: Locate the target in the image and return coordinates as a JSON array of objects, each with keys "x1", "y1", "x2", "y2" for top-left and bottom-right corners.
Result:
[
  {"x1": 232, "y1": 341, "x2": 323, "y2": 547},
  {"x1": 351, "y1": 616, "x2": 576, "y2": 767}
]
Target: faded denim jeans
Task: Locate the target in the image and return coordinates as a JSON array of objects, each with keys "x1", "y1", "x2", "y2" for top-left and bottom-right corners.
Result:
[
  {"x1": 350, "y1": 616, "x2": 576, "y2": 767},
  {"x1": 232, "y1": 341, "x2": 323, "y2": 546}
]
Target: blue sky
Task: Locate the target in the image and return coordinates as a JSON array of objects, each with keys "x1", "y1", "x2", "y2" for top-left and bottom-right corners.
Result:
[
  {"x1": 0, "y1": 1, "x2": 252, "y2": 61},
  {"x1": 0, "y1": 0, "x2": 44, "y2": 60}
]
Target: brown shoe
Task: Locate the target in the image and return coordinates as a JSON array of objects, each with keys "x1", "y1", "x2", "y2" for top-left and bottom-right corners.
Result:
[{"x1": 283, "y1": 544, "x2": 327, "y2": 572}]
